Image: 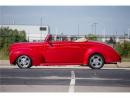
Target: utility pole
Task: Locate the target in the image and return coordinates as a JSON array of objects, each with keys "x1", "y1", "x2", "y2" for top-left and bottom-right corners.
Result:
[
  {"x1": 93, "y1": 22, "x2": 98, "y2": 35},
  {"x1": 91, "y1": 24, "x2": 93, "y2": 34},
  {"x1": 1, "y1": 6, "x2": 3, "y2": 27},
  {"x1": 41, "y1": 17, "x2": 43, "y2": 26},
  {"x1": 128, "y1": 28, "x2": 130, "y2": 39},
  {"x1": 123, "y1": 32, "x2": 126, "y2": 50},
  {"x1": 12, "y1": 17, "x2": 15, "y2": 25},
  {"x1": 78, "y1": 24, "x2": 79, "y2": 37}
]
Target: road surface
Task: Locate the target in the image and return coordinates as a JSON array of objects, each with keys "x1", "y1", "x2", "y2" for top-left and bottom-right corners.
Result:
[{"x1": 0, "y1": 67, "x2": 130, "y2": 92}]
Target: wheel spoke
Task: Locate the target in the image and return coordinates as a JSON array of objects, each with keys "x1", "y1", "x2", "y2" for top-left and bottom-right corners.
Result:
[
  {"x1": 17, "y1": 55, "x2": 31, "y2": 68},
  {"x1": 19, "y1": 61, "x2": 23, "y2": 66}
]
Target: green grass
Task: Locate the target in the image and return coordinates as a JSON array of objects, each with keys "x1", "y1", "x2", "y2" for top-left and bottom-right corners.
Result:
[
  {"x1": 0, "y1": 55, "x2": 8, "y2": 60},
  {"x1": 0, "y1": 50, "x2": 9, "y2": 60},
  {"x1": 122, "y1": 58, "x2": 130, "y2": 62}
]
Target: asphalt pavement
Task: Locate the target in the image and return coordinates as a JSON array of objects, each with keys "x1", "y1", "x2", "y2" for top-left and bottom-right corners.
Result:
[{"x1": 0, "y1": 67, "x2": 130, "y2": 92}]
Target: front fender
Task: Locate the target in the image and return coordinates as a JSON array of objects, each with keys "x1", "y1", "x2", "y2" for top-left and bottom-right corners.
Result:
[{"x1": 9, "y1": 48, "x2": 41, "y2": 65}]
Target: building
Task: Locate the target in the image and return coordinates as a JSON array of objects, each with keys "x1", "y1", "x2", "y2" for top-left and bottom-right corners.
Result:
[
  {"x1": 0, "y1": 24, "x2": 130, "y2": 43},
  {"x1": 0, "y1": 25, "x2": 50, "y2": 42}
]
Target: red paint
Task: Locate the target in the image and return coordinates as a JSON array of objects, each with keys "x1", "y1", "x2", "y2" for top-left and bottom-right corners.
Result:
[{"x1": 9, "y1": 34, "x2": 121, "y2": 66}]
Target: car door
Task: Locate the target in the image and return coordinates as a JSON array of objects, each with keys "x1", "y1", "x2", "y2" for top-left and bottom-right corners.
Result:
[
  {"x1": 43, "y1": 41, "x2": 86, "y2": 63},
  {"x1": 67, "y1": 42, "x2": 87, "y2": 63}
]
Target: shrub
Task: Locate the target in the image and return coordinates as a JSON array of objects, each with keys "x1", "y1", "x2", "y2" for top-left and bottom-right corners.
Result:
[
  {"x1": 87, "y1": 34, "x2": 97, "y2": 41},
  {"x1": 115, "y1": 41, "x2": 130, "y2": 58}
]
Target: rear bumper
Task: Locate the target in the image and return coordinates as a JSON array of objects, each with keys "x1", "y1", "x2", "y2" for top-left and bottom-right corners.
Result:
[{"x1": 105, "y1": 55, "x2": 121, "y2": 64}]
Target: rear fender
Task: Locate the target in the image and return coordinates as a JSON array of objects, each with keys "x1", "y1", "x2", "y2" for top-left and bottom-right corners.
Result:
[{"x1": 83, "y1": 48, "x2": 105, "y2": 65}]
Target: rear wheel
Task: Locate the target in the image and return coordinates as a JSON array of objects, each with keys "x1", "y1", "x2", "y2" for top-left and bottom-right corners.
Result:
[
  {"x1": 89, "y1": 54, "x2": 104, "y2": 69},
  {"x1": 16, "y1": 55, "x2": 32, "y2": 69}
]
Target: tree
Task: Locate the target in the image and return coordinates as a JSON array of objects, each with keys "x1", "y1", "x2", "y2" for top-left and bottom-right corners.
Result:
[
  {"x1": 87, "y1": 34, "x2": 97, "y2": 41},
  {"x1": 0, "y1": 27, "x2": 27, "y2": 59},
  {"x1": 115, "y1": 41, "x2": 130, "y2": 58}
]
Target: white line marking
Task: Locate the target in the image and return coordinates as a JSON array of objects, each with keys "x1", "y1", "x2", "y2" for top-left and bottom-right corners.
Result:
[
  {"x1": 1, "y1": 76, "x2": 70, "y2": 80},
  {"x1": 68, "y1": 71, "x2": 75, "y2": 92}
]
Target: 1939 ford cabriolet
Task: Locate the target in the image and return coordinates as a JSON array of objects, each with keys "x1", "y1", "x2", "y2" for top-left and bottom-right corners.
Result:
[{"x1": 9, "y1": 34, "x2": 121, "y2": 69}]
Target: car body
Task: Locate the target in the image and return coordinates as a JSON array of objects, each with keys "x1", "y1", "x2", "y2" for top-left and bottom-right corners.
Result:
[{"x1": 9, "y1": 34, "x2": 121, "y2": 69}]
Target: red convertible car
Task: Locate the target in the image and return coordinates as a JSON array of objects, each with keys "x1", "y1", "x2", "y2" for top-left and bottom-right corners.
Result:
[{"x1": 9, "y1": 34, "x2": 121, "y2": 69}]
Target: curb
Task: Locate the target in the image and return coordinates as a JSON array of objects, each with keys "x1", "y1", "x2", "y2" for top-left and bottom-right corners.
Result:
[{"x1": 0, "y1": 60, "x2": 10, "y2": 65}]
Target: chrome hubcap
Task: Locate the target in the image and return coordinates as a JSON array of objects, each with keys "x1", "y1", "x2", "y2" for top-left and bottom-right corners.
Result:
[
  {"x1": 17, "y1": 55, "x2": 30, "y2": 68},
  {"x1": 90, "y1": 55, "x2": 103, "y2": 68}
]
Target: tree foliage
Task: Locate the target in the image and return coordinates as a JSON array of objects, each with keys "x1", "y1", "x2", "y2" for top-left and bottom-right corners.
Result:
[
  {"x1": 115, "y1": 41, "x2": 130, "y2": 58},
  {"x1": 0, "y1": 27, "x2": 27, "y2": 59},
  {"x1": 87, "y1": 34, "x2": 97, "y2": 41}
]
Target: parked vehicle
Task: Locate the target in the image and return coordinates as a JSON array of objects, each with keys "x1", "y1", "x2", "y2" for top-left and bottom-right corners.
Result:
[{"x1": 9, "y1": 34, "x2": 121, "y2": 69}]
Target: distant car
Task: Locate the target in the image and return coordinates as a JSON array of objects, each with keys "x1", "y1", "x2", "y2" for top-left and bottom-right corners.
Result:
[{"x1": 9, "y1": 34, "x2": 121, "y2": 69}]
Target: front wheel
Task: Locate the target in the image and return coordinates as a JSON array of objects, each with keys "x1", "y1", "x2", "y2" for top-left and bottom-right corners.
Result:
[
  {"x1": 16, "y1": 55, "x2": 32, "y2": 69},
  {"x1": 89, "y1": 54, "x2": 104, "y2": 69}
]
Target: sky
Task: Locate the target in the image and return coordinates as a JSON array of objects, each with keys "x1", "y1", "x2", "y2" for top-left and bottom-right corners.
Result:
[{"x1": 0, "y1": 6, "x2": 130, "y2": 35}]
